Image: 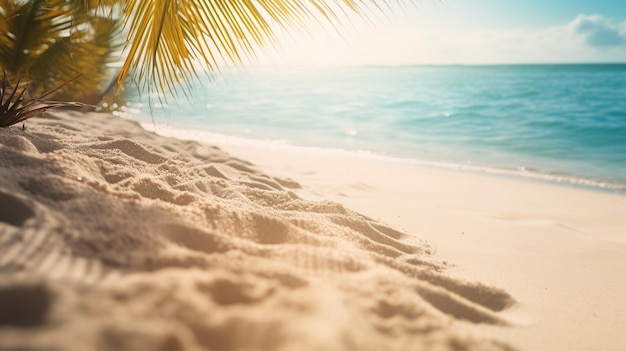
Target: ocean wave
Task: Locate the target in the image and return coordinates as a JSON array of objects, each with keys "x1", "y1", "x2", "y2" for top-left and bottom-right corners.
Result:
[{"x1": 138, "y1": 122, "x2": 626, "y2": 194}]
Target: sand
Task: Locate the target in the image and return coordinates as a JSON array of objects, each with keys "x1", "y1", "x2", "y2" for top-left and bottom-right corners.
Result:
[
  {"x1": 0, "y1": 111, "x2": 624, "y2": 350},
  {"x1": 193, "y1": 132, "x2": 626, "y2": 351}
]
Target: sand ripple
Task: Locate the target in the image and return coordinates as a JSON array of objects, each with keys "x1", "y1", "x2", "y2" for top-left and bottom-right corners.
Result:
[{"x1": 0, "y1": 112, "x2": 515, "y2": 351}]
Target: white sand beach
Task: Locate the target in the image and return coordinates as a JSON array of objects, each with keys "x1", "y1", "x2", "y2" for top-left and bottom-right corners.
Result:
[
  {"x1": 209, "y1": 139, "x2": 626, "y2": 351},
  {"x1": 1, "y1": 111, "x2": 625, "y2": 351}
]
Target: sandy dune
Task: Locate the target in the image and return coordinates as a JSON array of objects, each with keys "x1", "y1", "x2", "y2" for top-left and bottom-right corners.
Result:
[{"x1": 0, "y1": 112, "x2": 517, "y2": 350}]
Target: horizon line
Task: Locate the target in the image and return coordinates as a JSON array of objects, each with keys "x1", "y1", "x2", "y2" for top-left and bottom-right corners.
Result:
[{"x1": 211, "y1": 61, "x2": 626, "y2": 71}]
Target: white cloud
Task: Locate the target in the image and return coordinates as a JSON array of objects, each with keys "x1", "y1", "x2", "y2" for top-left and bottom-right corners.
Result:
[{"x1": 571, "y1": 14, "x2": 626, "y2": 47}]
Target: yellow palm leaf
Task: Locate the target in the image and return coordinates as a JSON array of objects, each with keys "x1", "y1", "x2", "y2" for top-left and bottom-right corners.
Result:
[{"x1": 117, "y1": 0, "x2": 404, "y2": 95}]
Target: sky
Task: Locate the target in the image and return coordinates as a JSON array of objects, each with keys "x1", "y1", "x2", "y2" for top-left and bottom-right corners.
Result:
[{"x1": 258, "y1": 0, "x2": 626, "y2": 65}]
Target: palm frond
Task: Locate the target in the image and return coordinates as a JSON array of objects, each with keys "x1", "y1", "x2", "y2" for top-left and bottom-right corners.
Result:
[
  {"x1": 0, "y1": 0, "x2": 123, "y2": 102},
  {"x1": 2, "y1": 0, "x2": 408, "y2": 101},
  {"x1": 117, "y1": 0, "x2": 403, "y2": 95}
]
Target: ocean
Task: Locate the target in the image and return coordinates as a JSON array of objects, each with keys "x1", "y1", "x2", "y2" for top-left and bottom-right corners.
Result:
[{"x1": 122, "y1": 64, "x2": 626, "y2": 193}]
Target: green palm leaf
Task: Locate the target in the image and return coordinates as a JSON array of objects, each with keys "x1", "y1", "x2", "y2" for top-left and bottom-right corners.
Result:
[{"x1": 0, "y1": 0, "x2": 122, "y2": 102}]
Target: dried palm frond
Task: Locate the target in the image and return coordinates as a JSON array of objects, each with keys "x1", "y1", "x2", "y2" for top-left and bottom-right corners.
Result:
[{"x1": 0, "y1": 71, "x2": 85, "y2": 127}]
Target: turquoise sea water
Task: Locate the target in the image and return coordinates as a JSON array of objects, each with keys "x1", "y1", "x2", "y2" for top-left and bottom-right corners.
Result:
[{"x1": 124, "y1": 64, "x2": 626, "y2": 193}]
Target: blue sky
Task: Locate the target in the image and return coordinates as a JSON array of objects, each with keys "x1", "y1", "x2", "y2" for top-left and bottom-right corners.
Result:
[
  {"x1": 260, "y1": 0, "x2": 626, "y2": 65},
  {"x1": 421, "y1": 0, "x2": 626, "y2": 29}
]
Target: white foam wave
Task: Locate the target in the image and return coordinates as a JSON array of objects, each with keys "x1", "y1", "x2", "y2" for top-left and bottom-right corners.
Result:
[{"x1": 139, "y1": 122, "x2": 626, "y2": 194}]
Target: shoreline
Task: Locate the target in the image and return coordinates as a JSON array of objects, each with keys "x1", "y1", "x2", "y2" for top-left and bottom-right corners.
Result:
[
  {"x1": 138, "y1": 122, "x2": 626, "y2": 195},
  {"x1": 159, "y1": 123, "x2": 626, "y2": 350},
  {"x1": 1, "y1": 111, "x2": 625, "y2": 350}
]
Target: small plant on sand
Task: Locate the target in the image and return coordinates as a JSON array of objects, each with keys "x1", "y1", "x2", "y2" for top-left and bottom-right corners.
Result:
[{"x1": 0, "y1": 71, "x2": 84, "y2": 128}]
